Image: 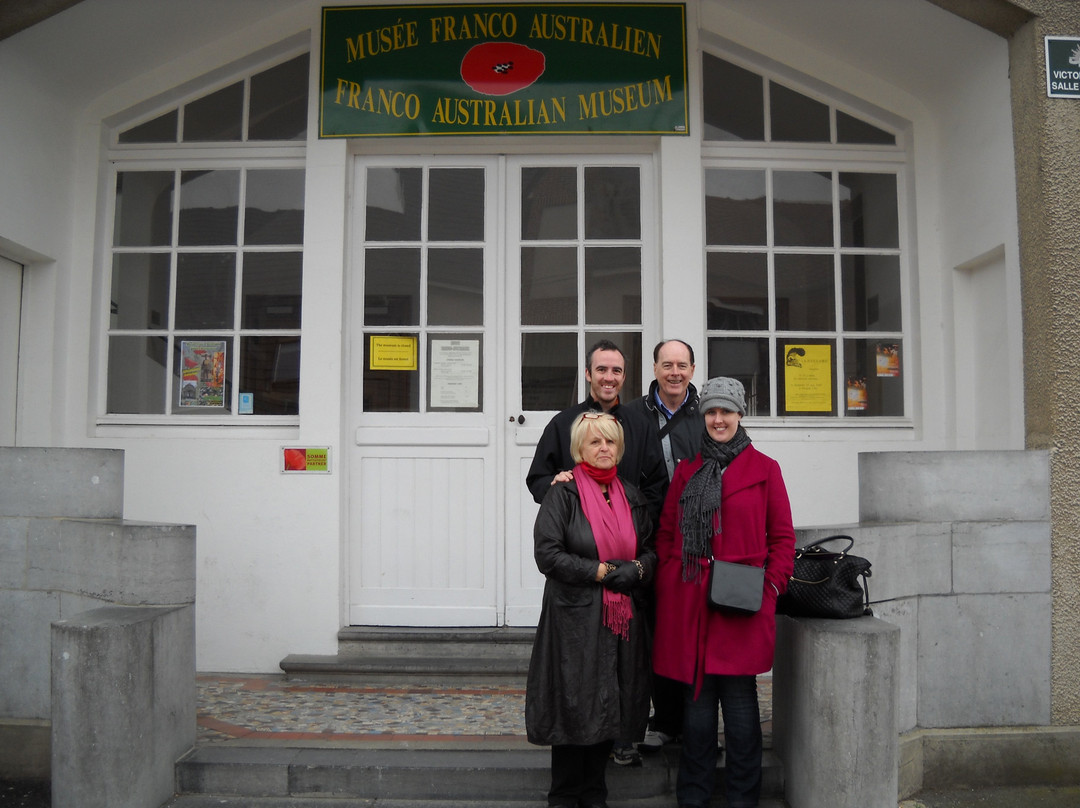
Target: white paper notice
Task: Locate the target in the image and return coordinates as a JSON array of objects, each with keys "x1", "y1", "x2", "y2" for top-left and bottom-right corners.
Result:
[{"x1": 430, "y1": 339, "x2": 480, "y2": 409}]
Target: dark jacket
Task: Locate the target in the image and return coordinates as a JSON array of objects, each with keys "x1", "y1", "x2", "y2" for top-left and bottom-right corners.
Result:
[
  {"x1": 525, "y1": 478, "x2": 656, "y2": 746},
  {"x1": 525, "y1": 396, "x2": 668, "y2": 522},
  {"x1": 625, "y1": 380, "x2": 703, "y2": 482}
]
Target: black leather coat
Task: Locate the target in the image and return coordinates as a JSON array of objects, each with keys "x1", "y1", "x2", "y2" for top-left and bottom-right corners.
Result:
[{"x1": 525, "y1": 478, "x2": 656, "y2": 746}]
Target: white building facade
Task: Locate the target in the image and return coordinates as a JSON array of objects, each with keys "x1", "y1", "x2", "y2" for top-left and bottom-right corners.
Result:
[{"x1": 0, "y1": 0, "x2": 1034, "y2": 678}]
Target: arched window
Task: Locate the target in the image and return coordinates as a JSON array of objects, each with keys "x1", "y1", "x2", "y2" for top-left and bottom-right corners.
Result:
[
  {"x1": 702, "y1": 51, "x2": 908, "y2": 420},
  {"x1": 102, "y1": 52, "x2": 308, "y2": 420}
]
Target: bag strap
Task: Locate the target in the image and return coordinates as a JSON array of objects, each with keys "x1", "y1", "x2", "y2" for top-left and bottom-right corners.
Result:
[
  {"x1": 860, "y1": 572, "x2": 873, "y2": 616},
  {"x1": 801, "y1": 534, "x2": 855, "y2": 554}
]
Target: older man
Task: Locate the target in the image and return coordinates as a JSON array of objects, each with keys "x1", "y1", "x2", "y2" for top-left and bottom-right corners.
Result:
[
  {"x1": 627, "y1": 339, "x2": 702, "y2": 480},
  {"x1": 626, "y1": 338, "x2": 701, "y2": 754}
]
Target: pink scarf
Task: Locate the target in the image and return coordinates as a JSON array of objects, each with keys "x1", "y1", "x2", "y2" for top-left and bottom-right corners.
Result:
[{"x1": 575, "y1": 463, "x2": 638, "y2": 639}]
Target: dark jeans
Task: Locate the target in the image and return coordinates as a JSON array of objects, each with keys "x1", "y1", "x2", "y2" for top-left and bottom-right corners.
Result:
[
  {"x1": 549, "y1": 740, "x2": 614, "y2": 807},
  {"x1": 677, "y1": 674, "x2": 761, "y2": 808}
]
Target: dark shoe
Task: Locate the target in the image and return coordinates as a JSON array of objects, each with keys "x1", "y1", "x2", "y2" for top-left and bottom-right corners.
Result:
[{"x1": 610, "y1": 743, "x2": 642, "y2": 767}]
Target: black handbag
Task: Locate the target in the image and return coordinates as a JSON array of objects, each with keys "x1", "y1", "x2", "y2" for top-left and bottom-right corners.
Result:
[
  {"x1": 776, "y1": 535, "x2": 873, "y2": 619},
  {"x1": 707, "y1": 559, "x2": 765, "y2": 615}
]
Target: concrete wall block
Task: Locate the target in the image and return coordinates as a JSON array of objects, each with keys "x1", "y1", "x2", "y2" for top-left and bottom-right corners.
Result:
[
  {"x1": 0, "y1": 448, "x2": 124, "y2": 519},
  {"x1": 23, "y1": 518, "x2": 66, "y2": 592},
  {"x1": 27, "y1": 519, "x2": 195, "y2": 605},
  {"x1": 152, "y1": 605, "x2": 197, "y2": 767},
  {"x1": 917, "y1": 594, "x2": 1051, "y2": 727},
  {"x1": 773, "y1": 615, "x2": 900, "y2": 808},
  {"x1": 51, "y1": 604, "x2": 195, "y2": 808},
  {"x1": 0, "y1": 516, "x2": 30, "y2": 589},
  {"x1": 951, "y1": 521, "x2": 1051, "y2": 594},
  {"x1": 0, "y1": 719, "x2": 49, "y2": 780},
  {"x1": 798, "y1": 522, "x2": 953, "y2": 602},
  {"x1": 918, "y1": 727, "x2": 1080, "y2": 789},
  {"x1": 873, "y1": 598, "x2": 919, "y2": 733},
  {"x1": 0, "y1": 589, "x2": 60, "y2": 719},
  {"x1": 58, "y1": 590, "x2": 114, "y2": 621},
  {"x1": 859, "y1": 451, "x2": 1049, "y2": 523}
]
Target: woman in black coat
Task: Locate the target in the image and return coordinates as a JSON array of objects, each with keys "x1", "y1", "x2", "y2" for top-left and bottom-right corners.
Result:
[{"x1": 525, "y1": 412, "x2": 656, "y2": 808}]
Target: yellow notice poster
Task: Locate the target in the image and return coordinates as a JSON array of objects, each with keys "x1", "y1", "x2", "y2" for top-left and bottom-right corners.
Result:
[
  {"x1": 370, "y1": 335, "x2": 418, "y2": 370},
  {"x1": 784, "y1": 344, "x2": 832, "y2": 412}
]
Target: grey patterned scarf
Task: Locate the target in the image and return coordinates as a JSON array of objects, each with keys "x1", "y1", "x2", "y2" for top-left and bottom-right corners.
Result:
[{"x1": 679, "y1": 424, "x2": 752, "y2": 581}]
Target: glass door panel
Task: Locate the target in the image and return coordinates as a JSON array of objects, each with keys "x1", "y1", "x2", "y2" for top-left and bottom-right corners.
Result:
[
  {"x1": 518, "y1": 161, "x2": 646, "y2": 412},
  {"x1": 361, "y1": 166, "x2": 486, "y2": 413}
]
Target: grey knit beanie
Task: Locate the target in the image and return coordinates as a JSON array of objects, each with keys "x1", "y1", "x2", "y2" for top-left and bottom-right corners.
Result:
[{"x1": 698, "y1": 376, "x2": 746, "y2": 415}]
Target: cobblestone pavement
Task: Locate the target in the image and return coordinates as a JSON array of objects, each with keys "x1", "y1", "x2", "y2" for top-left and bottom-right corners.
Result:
[{"x1": 195, "y1": 674, "x2": 774, "y2": 747}]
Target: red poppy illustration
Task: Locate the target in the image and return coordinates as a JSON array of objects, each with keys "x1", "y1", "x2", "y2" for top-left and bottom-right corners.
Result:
[
  {"x1": 460, "y1": 41, "x2": 546, "y2": 96},
  {"x1": 283, "y1": 448, "x2": 307, "y2": 471}
]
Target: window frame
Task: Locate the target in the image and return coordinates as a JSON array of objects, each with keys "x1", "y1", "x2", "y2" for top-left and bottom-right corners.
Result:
[
  {"x1": 700, "y1": 45, "x2": 915, "y2": 427},
  {"x1": 95, "y1": 52, "x2": 308, "y2": 428}
]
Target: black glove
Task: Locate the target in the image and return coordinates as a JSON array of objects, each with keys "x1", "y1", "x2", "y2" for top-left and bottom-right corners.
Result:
[{"x1": 602, "y1": 561, "x2": 639, "y2": 594}]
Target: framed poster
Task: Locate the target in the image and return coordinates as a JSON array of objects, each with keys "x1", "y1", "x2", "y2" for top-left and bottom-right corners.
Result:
[
  {"x1": 783, "y1": 343, "x2": 832, "y2": 413},
  {"x1": 429, "y1": 338, "x2": 481, "y2": 410},
  {"x1": 179, "y1": 340, "x2": 226, "y2": 408}
]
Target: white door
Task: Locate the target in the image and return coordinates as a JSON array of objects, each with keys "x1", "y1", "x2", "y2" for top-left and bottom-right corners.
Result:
[
  {"x1": 0, "y1": 256, "x2": 22, "y2": 446},
  {"x1": 348, "y1": 154, "x2": 654, "y2": 627}
]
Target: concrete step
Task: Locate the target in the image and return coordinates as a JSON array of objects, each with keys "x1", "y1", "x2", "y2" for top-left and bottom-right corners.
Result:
[
  {"x1": 280, "y1": 627, "x2": 535, "y2": 684},
  {"x1": 168, "y1": 744, "x2": 786, "y2": 806},
  {"x1": 279, "y1": 653, "x2": 528, "y2": 680},
  {"x1": 336, "y1": 626, "x2": 536, "y2": 659},
  {"x1": 166, "y1": 798, "x2": 789, "y2": 808},
  {"x1": 166, "y1": 798, "x2": 790, "y2": 808}
]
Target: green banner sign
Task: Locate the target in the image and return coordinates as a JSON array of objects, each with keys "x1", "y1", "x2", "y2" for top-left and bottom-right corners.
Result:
[{"x1": 320, "y1": 3, "x2": 688, "y2": 137}]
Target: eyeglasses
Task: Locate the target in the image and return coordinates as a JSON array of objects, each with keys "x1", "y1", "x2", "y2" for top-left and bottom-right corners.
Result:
[{"x1": 581, "y1": 412, "x2": 606, "y2": 420}]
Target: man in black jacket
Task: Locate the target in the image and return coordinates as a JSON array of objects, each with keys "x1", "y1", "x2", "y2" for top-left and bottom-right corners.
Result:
[
  {"x1": 525, "y1": 339, "x2": 667, "y2": 522},
  {"x1": 626, "y1": 339, "x2": 702, "y2": 480},
  {"x1": 625, "y1": 338, "x2": 701, "y2": 755}
]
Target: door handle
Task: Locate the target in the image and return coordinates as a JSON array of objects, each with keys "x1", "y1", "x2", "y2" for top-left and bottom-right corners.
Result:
[{"x1": 510, "y1": 414, "x2": 525, "y2": 425}]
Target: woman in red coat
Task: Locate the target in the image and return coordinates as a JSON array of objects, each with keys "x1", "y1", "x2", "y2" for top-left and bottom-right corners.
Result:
[{"x1": 652, "y1": 377, "x2": 795, "y2": 808}]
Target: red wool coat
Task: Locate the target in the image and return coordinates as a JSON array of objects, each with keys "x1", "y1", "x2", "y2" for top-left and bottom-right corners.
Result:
[{"x1": 652, "y1": 445, "x2": 796, "y2": 687}]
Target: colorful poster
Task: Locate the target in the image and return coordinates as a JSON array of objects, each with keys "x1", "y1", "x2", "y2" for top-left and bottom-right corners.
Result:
[
  {"x1": 846, "y1": 376, "x2": 868, "y2": 411},
  {"x1": 783, "y1": 344, "x2": 832, "y2": 412},
  {"x1": 179, "y1": 340, "x2": 226, "y2": 408},
  {"x1": 876, "y1": 343, "x2": 900, "y2": 377}
]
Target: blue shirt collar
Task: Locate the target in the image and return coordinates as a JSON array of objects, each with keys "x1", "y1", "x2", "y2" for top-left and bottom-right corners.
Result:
[{"x1": 653, "y1": 386, "x2": 689, "y2": 419}]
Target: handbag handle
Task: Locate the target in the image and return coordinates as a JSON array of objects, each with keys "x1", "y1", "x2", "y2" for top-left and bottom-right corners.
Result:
[{"x1": 800, "y1": 534, "x2": 855, "y2": 555}]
